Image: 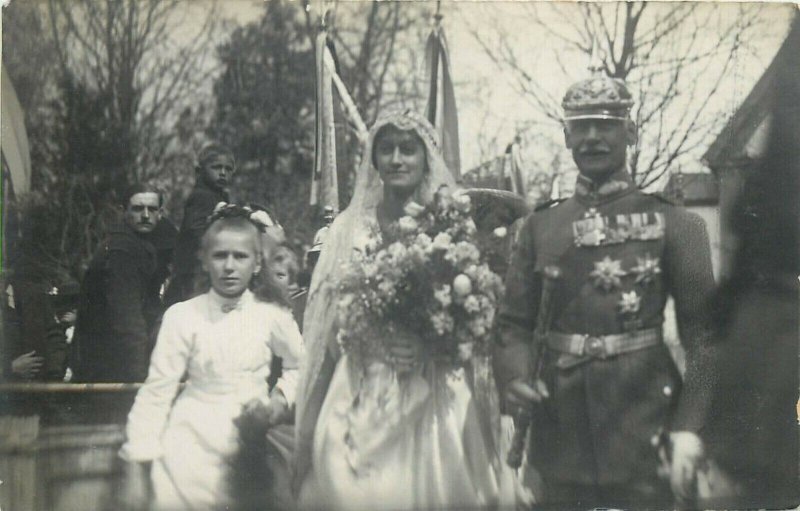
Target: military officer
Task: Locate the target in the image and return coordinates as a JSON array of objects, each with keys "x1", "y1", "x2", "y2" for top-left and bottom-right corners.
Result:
[{"x1": 495, "y1": 74, "x2": 715, "y2": 509}]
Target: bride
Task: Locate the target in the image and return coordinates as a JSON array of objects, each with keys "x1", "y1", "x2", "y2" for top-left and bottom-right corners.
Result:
[{"x1": 294, "y1": 109, "x2": 513, "y2": 510}]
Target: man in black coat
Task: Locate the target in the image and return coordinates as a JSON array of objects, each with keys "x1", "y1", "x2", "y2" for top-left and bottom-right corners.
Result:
[
  {"x1": 163, "y1": 142, "x2": 234, "y2": 306},
  {"x1": 72, "y1": 185, "x2": 176, "y2": 383},
  {"x1": 494, "y1": 74, "x2": 716, "y2": 509}
]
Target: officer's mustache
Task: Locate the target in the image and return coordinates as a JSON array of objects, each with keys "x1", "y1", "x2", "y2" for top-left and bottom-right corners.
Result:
[{"x1": 579, "y1": 145, "x2": 610, "y2": 154}]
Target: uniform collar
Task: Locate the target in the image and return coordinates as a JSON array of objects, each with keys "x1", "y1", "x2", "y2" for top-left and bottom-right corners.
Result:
[{"x1": 574, "y1": 168, "x2": 635, "y2": 205}]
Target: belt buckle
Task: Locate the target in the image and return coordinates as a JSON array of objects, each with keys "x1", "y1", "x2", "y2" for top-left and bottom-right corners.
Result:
[{"x1": 583, "y1": 336, "x2": 606, "y2": 359}]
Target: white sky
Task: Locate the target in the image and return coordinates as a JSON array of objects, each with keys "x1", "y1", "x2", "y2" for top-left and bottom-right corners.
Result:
[{"x1": 199, "y1": 1, "x2": 792, "y2": 182}]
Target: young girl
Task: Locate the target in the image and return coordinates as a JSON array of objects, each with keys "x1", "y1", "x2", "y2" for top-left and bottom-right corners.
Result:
[{"x1": 120, "y1": 204, "x2": 305, "y2": 510}]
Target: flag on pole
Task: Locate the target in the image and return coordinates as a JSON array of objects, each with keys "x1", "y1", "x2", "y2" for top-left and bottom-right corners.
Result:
[
  {"x1": 503, "y1": 140, "x2": 526, "y2": 196},
  {"x1": 1, "y1": 64, "x2": 31, "y2": 274},
  {"x1": 327, "y1": 53, "x2": 367, "y2": 146},
  {"x1": 310, "y1": 31, "x2": 339, "y2": 213},
  {"x1": 424, "y1": 20, "x2": 461, "y2": 180},
  {"x1": 1, "y1": 63, "x2": 31, "y2": 197},
  {"x1": 310, "y1": 29, "x2": 367, "y2": 213}
]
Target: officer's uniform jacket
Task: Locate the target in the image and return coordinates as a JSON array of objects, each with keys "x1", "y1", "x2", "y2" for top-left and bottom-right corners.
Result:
[{"x1": 495, "y1": 169, "x2": 715, "y2": 487}]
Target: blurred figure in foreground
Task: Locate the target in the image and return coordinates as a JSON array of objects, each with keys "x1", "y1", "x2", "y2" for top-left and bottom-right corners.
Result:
[
  {"x1": 1, "y1": 230, "x2": 69, "y2": 382},
  {"x1": 698, "y1": 15, "x2": 799, "y2": 509}
]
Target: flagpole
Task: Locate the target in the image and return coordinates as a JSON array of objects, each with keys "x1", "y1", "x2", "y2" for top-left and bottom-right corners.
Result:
[
  {"x1": 424, "y1": 1, "x2": 461, "y2": 179},
  {"x1": 425, "y1": 1, "x2": 442, "y2": 125},
  {"x1": 311, "y1": 26, "x2": 339, "y2": 212}
]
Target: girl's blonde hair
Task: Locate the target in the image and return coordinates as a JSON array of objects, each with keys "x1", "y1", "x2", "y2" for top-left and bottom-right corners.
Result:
[{"x1": 193, "y1": 214, "x2": 290, "y2": 307}]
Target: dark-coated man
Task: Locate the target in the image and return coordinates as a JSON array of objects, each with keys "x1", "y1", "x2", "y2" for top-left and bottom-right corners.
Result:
[{"x1": 73, "y1": 185, "x2": 176, "y2": 382}]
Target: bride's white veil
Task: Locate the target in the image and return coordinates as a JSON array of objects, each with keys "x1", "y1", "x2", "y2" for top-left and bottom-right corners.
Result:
[{"x1": 294, "y1": 108, "x2": 456, "y2": 485}]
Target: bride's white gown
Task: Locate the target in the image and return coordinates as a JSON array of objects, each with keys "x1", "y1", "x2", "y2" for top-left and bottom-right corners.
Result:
[
  {"x1": 300, "y1": 225, "x2": 516, "y2": 511},
  {"x1": 301, "y1": 356, "x2": 505, "y2": 510}
]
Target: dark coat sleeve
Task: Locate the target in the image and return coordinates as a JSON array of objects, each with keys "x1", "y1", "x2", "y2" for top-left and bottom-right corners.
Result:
[
  {"x1": 493, "y1": 214, "x2": 539, "y2": 404},
  {"x1": 14, "y1": 282, "x2": 67, "y2": 381},
  {"x1": 184, "y1": 189, "x2": 220, "y2": 238},
  {"x1": 664, "y1": 208, "x2": 716, "y2": 432},
  {"x1": 106, "y1": 243, "x2": 152, "y2": 382},
  {"x1": 1, "y1": 300, "x2": 23, "y2": 379}
]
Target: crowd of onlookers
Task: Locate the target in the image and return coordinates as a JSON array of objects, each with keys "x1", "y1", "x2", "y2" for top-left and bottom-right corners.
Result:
[{"x1": 0, "y1": 142, "x2": 330, "y2": 384}]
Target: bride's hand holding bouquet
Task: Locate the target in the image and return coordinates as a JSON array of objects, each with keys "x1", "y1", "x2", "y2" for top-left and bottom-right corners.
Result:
[{"x1": 386, "y1": 324, "x2": 424, "y2": 376}]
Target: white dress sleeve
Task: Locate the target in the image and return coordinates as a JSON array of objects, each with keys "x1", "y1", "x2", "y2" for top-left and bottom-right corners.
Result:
[
  {"x1": 268, "y1": 305, "x2": 305, "y2": 407},
  {"x1": 119, "y1": 305, "x2": 192, "y2": 461}
]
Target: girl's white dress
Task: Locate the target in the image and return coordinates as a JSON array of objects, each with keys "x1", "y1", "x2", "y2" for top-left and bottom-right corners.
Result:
[{"x1": 119, "y1": 289, "x2": 305, "y2": 510}]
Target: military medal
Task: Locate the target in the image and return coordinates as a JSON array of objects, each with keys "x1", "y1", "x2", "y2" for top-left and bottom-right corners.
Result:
[
  {"x1": 618, "y1": 290, "x2": 644, "y2": 331},
  {"x1": 589, "y1": 256, "x2": 626, "y2": 291},
  {"x1": 629, "y1": 212, "x2": 665, "y2": 240},
  {"x1": 618, "y1": 291, "x2": 641, "y2": 314},
  {"x1": 573, "y1": 208, "x2": 607, "y2": 246},
  {"x1": 573, "y1": 211, "x2": 665, "y2": 247},
  {"x1": 631, "y1": 254, "x2": 661, "y2": 285}
]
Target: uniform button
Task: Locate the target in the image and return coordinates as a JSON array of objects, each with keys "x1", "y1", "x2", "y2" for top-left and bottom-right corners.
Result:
[
  {"x1": 650, "y1": 434, "x2": 660, "y2": 447},
  {"x1": 663, "y1": 385, "x2": 673, "y2": 397}
]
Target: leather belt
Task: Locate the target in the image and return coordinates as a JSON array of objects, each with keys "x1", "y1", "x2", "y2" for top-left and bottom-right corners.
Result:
[{"x1": 546, "y1": 328, "x2": 662, "y2": 359}]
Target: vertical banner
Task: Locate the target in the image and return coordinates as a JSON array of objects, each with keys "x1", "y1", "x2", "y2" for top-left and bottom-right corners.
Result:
[
  {"x1": 1, "y1": 64, "x2": 31, "y2": 197},
  {"x1": 511, "y1": 141, "x2": 526, "y2": 195},
  {"x1": 310, "y1": 31, "x2": 339, "y2": 213},
  {"x1": 1, "y1": 64, "x2": 31, "y2": 275},
  {"x1": 424, "y1": 24, "x2": 461, "y2": 180},
  {"x1": 503, "y1": 142, "x2": 525, "y2": 195}
]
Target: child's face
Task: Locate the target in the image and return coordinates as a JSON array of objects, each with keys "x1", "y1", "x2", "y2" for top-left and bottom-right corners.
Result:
[
  {"x1": 270, "y1": 248, "x2": 297, "y2": 289},
  {"x1": 202, "y1": 228, "x2": 261, "y2": 298},
  {"x1": 199, "y1": 154, "x2": 235, "y2": 191}
]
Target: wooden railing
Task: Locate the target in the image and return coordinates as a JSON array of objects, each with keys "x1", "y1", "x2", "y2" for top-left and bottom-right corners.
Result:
[
  {"x1": 0, "y1": 383, "x2": 143, "y2": 511},
  {"x1": 0, "y1": 383, "x2": 142, "y2": 393}
]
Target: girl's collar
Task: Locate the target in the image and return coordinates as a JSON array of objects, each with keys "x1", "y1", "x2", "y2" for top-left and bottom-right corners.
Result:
[{"x1": 208, "y1": 288, "x2": 252, "y2": 313}]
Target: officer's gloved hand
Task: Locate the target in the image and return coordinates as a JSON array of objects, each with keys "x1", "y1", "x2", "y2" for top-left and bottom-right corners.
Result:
[
  {"x1": 669, "y1": 431, "x2": 705, "y2": 506},
  {"x1": 504, "y1": 378, "x2": 550, "y2": 411}
]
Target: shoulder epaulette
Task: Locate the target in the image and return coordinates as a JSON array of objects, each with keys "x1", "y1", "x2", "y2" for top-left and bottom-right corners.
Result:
[
  {"x1": 534, "y1": 198, "x2": 566, "y2": 212},
  {"x1": 646, "y1": 192, "x2": 677, "y2": 206}
]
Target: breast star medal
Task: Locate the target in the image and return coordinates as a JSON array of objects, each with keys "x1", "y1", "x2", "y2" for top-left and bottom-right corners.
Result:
[
  {"x1": 630, "y1": 254, "x2": 661, "y2": 286},
  {"x1": 589, "y1": 256, "x2": 626, "y2": 292}
]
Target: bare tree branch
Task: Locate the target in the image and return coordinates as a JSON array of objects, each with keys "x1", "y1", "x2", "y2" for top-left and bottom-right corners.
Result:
[{"x1": 467, "y1": 2, "x2": 768, "y2": 189}]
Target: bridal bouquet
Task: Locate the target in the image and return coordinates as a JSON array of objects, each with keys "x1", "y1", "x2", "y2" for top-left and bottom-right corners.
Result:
[{"x1": 336, "y1": 188, "x2": 505, "y2": 369}]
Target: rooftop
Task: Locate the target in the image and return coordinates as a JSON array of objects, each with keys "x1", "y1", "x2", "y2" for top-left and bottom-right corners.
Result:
[{"x1": 664, "y1": 172, "x2": 719, "y2": 205}]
